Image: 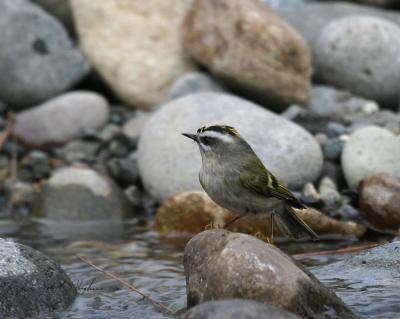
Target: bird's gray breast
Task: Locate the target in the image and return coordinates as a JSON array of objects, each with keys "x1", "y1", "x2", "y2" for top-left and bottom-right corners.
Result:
[{"x1": 199, "y1": 157, "x2": 279, "y2": 215}]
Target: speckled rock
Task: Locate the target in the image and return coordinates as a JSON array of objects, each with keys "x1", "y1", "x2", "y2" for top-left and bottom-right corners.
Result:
[
  {"x1": 14, "y1": 91, "x2": 109, "y2": 147},
  {"x1": 184, "y1": 299, "x2": 301, "y2": 319},
  {"x1": 70, "y1": 0, "x2": 194, "y2": 110},
  {"x1": 359, "y1": 173, "x2": 400, "y2": 234},
  {"x1": 184, "y1": 230, "x2": 358, "y2": 318},
  {"x1": 0, "y1": 238, "x2": 76, "y2": 318},
  {"x1": 168, "y1": 72, "x2": 226, "y2": 101},
  {"x1": 314, "y1": 16, "x2": 400, "y2": 108},
  {"x1": 182, "y1": 0, "x2": 311, "y2": 108},
  {"x1": 341, "y1": 126, "x2": 400, "y2": 188},
  {"x1": 33, "y1": 166, "x2": 131, "y2": 220},
  {"x1": 154, "y1": 191, "x2": 366, "y2": 239},
  {"x1": 0, "y1": 0, "x2": 89, "y2": 109},
  {"x1": 138, "y1": 93, "x2": 323, "y2": 200}
]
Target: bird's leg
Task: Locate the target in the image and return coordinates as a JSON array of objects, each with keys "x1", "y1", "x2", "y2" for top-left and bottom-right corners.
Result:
[
  {"x1": 223, "y1": 215, "x2": 242, "y2": 229},
  {"x1": 269, "y1": 213, "x2": 274, "y2": 245}
]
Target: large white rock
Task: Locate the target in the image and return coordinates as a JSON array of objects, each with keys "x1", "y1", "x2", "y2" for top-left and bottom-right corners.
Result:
[
  {"x1": 70, "y1": 0, "x2": 195, "y2": 110},
  {"x1": 315, "y1": 15, "x2": 400, "y2": 108},
  {"x1": 341, "y1": 126, "x2": 400, "y2": 188},
  {"x1": 137, "y1": 93, "x2": 323, "y2": 200}
]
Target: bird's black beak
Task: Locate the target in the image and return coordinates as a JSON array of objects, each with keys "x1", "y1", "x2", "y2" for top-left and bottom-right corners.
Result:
[{"x1": 182, "y1": 133, "x2": 197, "y2": 142}]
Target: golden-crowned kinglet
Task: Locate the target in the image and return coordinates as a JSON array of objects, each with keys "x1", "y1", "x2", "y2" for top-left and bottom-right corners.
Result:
[{"x1": 182, "y1": 125, "x2": 319, "y2": 242}]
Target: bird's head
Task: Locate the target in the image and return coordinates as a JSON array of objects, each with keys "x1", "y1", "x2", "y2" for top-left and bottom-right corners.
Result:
[{"x1": 182, "y1": 125, "x2": 249, "y2": 159}]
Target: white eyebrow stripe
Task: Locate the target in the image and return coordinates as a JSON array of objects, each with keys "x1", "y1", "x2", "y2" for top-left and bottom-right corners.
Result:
[{"x1": 201, "y1": 130, "x2": 235, "y2": 143}]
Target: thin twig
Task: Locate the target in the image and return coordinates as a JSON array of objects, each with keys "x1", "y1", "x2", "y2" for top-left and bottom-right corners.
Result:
[
  {"x1": 78, "y1": 256, "x2": 176, "y2": 316},
  {"x1": 293, "y1": 241, "x2": 385, "y2": 257},
  {"x1": 0, "y1": 112, "x2": 15, "y2": 151}
]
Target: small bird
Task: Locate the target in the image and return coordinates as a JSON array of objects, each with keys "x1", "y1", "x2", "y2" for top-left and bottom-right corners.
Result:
[{"x1": 182, "y1": 125, "x2": 319, "y2": 243}]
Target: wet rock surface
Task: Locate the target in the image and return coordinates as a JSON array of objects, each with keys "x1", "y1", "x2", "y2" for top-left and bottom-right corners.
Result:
[
  {"x1": 183, "y1": 0, "x2": 311, "y2": 108},
  {"x1": 33, "y1": 166, "x2": 132, "y2": 220},
  {"x1": 359, "y1": 173, "x2": 400, "y2": 234},
  {"x1": 0, "y1": 238, "x2": 76, "y2": 319},
  {"x1": 184, "y1": 230, "x2": 358, "y2": 318},
  {"x1": 184, "y1": 299, "x2": 301, "y2": 319},
  {"x1": 0, "y1": 0, "x2": 89, "y2": 109},
  {"x1": 138, "y1": 93, "x2": 323, "y2": 200}
]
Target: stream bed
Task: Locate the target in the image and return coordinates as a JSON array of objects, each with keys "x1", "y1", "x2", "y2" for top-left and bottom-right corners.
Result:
[{"x1": 1, "y1": 218, "x2": 398, "y2": 319}]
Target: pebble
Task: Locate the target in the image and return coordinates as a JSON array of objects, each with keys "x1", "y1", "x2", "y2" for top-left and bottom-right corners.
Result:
[
  {"x1": 184, "y1": 230, "x2": 358, "y2": 318},
  {"x1": 182, "y1": 0, "x2": 311, "y2": 109},
  {"x1": 14, "y1": 91, "x2": 109, "y2": 147},
  {"x1": 315, "y1": 16, "x2": 400, "y2": 108},
  {"x1": 70, "y1": 0, "x2": 194, "y2": 109},
  {"x1": 341, "y1": 126, "x2": 400, "y2": 188},
  {"x1": 0, "y1": 238, "x2": 76, "y2": 318},
  {"x1": 359, "y1": 173, "x2": 400, "y2": 234},
  {"x1": 0, "y1": 0, "x2": 89, "y2": 109},
  {"x1": 138, "y1": 93, "x2": 323, "y2": 200}
]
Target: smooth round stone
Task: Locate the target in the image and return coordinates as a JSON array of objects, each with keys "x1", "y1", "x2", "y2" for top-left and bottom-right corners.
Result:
[
  {"x1": 341, "y1": 126, "x2": 400, "y2": 188},
  {"x1": 0, "y1": 0, "x2": 89, "y2": 109},
  {"x1": 138, "y1": 93, "x2": 323, "y2": 200},
  {"x1": 315, "y1": 16, "x2": 400, "y2": 108},
  {"x1": 0, "y1": 238, "x2": 76, "y2": 318},
  {"x1": 33, "y1": 166, "x2": 132, "y2": 220},
  {"x1": 14, "y1": 91, "x2": 109, "y2": 147}
]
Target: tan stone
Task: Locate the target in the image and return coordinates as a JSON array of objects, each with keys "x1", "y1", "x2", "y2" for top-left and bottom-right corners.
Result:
[
  {"x1": 70, "y1": 0, "x2": 195, "y2": 109},
  {"x1": 182, "y1": 0, "x2": 311, "y2": 109},
  {"x1": 154, "y1": 191, "x2": 366, "y2": 240}
]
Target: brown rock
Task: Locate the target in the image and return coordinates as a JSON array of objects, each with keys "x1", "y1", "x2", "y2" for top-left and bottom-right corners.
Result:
[
  {"x1": 359, "y1": 173, "x2": 400, "y2": 234},
  {"x1": 154, "y1": 191, "x2": 366, "y2": 239},
  {"x1": 182, "y1": 0, "x2": 311, "y2": 109},
  {"x1": 184, "y1": 230, "x2": 358, "y2": 318}
]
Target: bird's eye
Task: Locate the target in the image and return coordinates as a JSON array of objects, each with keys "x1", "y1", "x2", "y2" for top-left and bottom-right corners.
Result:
[{"x1": 201, "y1": 137, "x2": 211, "y2": 145}]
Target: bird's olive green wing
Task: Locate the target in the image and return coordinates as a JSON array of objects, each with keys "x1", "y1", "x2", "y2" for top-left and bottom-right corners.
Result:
[{"x1": 239, "y1": 157, "x2": 305, "y2": 209}]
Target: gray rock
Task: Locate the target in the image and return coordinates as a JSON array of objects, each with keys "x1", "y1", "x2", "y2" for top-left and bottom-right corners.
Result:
[
  {"x1": 322, "y1": 137, "x2": 345, "y2": 161},
  {"x1": 314, "y1": 16, "x2": 400, "y2": 108},
  {"x1": 348, "y1": 110, "x2": 400, "y2": 135},
  {"x1": 32, "y1": 0, "x2": 75, "y2": 33},
  {"x1": 138, "y1": 93, "x2": 323, "y2": 200},
  {"x1": 312, "y1": 241, "x2": 400, "y2": 318},
  {"x1": 107, "y1": 155, "x2": 141, "y2": 187},
  {"x1": 0, "y1": 0, "x2": 89, "y2": 109},
  {"x1": 319, "y1": 176, "x2": 342, "y2": 207},
  {"x1": 0, "y1": 238, "x2": 76, "y2": 318},
  {"x1": 57, "y1": 140, "x2": 99, "y2": 163},
  {"x1": 309, "y1": 85, "x2": 379, "y2": 122},
  {"x1": 184, "y1": 230, "x2": 358, "y2": 318},
  {"x1": 122, "y1": 111, "x2": 151, "y2": 140},
  {"x1": 342, "y1": 126, "x2": 400, "y2": 188},
  {"x1": 279, "y1": 2, "x2": 400, "y2": 57},
  {"x1": 33, "y1": 166, "x2": 132, "y2": 220},
  {"x1": 184, "y1": 299, "x2": 301, "y2": 319},
  {"x1": 264, "y1": 0, "x2": 309, "y2": 9},
  {"x1": 168, "y1": 72, "x2": 226, "y2": 101},
  {"x1": 14, "y1": 91, "x2": 109, "y2": 146}
]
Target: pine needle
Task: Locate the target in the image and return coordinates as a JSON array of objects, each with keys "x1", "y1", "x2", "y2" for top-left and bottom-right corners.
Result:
[{"x1": 78, "y1": 255, "x2": 176, "y2": 316}]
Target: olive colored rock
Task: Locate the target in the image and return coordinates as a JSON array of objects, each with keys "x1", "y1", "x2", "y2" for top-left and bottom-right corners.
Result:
[
  {"x1": 359, "y1": 173, "x2": 400, "y2": 234},
  {"x1": 70, "y1": 0, "x2": 194, "y2": 110},
  {"x1": 182, "y1": 0, "x2": 311, "y2": 108},
  {"x1": 184, "y1": 230, "x2": 358, "y2": 318},
  {"x1": 184, "y1": 299, "x2": 301, "y2": 319},
  {"x1": 154, "y1": 191, "x2": 366, "y2": 239}
]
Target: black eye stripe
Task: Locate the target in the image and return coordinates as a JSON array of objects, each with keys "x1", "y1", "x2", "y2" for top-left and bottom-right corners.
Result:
[{"x1": 199, "y1": 136, "x2": 214, "y2": 145}]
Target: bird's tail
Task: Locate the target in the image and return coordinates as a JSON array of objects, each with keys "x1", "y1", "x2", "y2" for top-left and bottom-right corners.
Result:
[{"x1": 275, "y1": 205, "x2": 319, "y2": 241}]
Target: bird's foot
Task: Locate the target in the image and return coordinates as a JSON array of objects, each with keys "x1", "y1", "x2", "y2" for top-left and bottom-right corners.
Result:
[
  {"x1": 254, "y1": 232, "x2": 274, "y2": 244},
  {"x1": 204, "y1": 221, "x2": 223, "y2": 230}
]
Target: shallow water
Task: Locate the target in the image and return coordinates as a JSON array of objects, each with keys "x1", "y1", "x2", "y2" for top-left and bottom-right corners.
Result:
[{"x1": 1, "y1": 218, "x2": 399, "y2": 319}]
